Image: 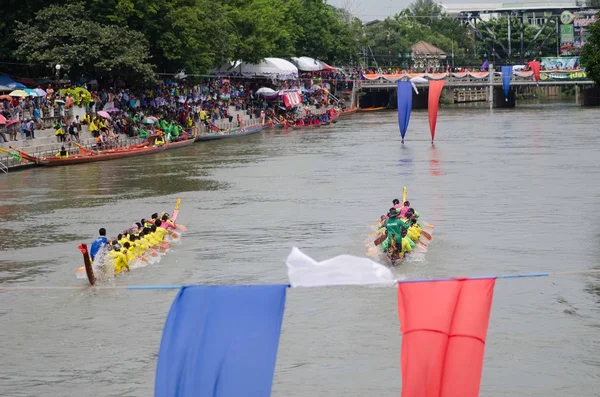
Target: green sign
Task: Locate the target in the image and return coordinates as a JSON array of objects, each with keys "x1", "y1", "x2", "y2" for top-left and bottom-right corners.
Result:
[{"x1": 539, "y1": 71, "x2": 588, "y2": 81}]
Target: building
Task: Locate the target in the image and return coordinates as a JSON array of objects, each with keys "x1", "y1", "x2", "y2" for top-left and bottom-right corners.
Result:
[
  {"x1": 441, "y1": 1, "x2": 583, "y2": 25},
  {"x1": 411, "y1": 41, "x2": 447, "y2": 72}
]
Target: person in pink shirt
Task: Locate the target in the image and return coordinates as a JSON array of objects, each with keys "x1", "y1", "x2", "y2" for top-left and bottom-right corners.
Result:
[
  {"x1": 400, "y1": 201, "x2": 411, "y2": 217},
  {"x1": 392, "y1": 198, "x2": 401, "y2": 209}
]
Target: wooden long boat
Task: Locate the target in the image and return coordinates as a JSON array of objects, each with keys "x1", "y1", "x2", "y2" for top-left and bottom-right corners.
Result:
[
  {"x1": 359, "y1": 106, "x2": 387, "y2": 112},
  {"x1": 195, "y1": 123, "x2": 270, "y2": 141},
  {"x1": 335, "y1": 108, "x2": 358, "y2": 119},
  {"x1": 76, "y1": 199, "x2": 185, "y2": 286},
  {"x1": 21, "y1": 136, "x2": 195, "y2": 167}
]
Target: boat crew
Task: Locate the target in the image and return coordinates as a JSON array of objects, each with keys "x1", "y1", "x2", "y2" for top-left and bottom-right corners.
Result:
[{"x1": 90, "y1": 228, "x2": 108, "y2": 261}]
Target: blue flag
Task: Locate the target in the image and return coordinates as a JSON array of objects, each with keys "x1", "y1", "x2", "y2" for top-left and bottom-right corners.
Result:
[
  {"x1": 155, "y1": 285, "x2": 287, "y2": 397},
  {"x1": 397, "y1": 81, "x2": 413, "y2": 143},
  {"x1": 501, "y1": 66, "x2": 513, "y2": 101}
]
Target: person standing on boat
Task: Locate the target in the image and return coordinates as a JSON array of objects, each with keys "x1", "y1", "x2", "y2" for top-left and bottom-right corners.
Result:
[
  {"x1": 90, "y1": 228, "x2": 108, "y2": 262},
  {"x1": 381, "y1": 209, "x2": 404, "y2": 252}
]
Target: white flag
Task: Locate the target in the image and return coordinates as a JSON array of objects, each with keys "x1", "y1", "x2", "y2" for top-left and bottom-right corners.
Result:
[{"x1": 286, "y1": 247, "x2": 395, "y2": 287}]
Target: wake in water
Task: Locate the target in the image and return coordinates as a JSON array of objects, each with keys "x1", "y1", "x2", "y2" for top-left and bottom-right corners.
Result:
[{"x1": 75, "y1": 231, "x2": 182, "y2": 282}]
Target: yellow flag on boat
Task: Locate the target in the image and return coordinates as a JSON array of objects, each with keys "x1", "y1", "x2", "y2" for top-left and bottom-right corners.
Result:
[{"x1": 402, "y1": 187, "x2": 407, "y2": 203}]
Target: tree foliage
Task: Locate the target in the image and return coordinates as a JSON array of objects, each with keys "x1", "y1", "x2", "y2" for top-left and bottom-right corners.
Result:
[
  {"x1": 473, "y1": 17, "x2": 557, "y2": 63},
  {"x1": 14, "y1": 3, "x2": 155, "y2": 84},
  {"x1": 580, "y1": 18, "x2": 600, "y2": 84}
]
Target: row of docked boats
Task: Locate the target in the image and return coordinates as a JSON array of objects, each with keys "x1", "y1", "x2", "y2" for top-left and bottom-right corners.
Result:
[{"x1": 6, "y1": 107, "x2": 358, "y2": 168}]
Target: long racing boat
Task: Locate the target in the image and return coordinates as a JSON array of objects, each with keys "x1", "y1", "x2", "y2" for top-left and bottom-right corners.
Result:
[
  {"x1": 195, "y1": 123, "x2": 271, "y2": 141},
  {"x1": 11, "y1": 135, "x2": 195, "y2": 167},
  {"x1": 76, "y1": 199, "x2": 187, "y2": 286},
  {"x1": 368, "y1": 188, "x2": 434, "y2": 265}
]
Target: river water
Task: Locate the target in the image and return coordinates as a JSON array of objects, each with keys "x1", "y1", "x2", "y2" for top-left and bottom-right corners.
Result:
[{"x1": 1, "y1": 103, "x2": 600, "y2": 396}]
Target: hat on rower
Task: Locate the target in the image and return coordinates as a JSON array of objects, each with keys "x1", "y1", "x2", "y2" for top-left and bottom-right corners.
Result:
[{"x1": 387, "y1": 208, "x2": 398, "y2": 218}]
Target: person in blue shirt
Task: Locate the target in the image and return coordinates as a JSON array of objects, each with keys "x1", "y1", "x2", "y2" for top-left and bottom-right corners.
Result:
[{"x1": 90, "y1": 228, "x2": 108, "y2": 262}]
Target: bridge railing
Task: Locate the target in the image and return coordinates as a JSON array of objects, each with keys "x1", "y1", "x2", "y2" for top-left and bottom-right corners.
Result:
[{"x1": 360, "y1": 70, "x2": 593, "y2": 88}]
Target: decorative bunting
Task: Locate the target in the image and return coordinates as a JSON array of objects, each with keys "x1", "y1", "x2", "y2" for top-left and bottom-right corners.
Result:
[
  {"x1": 397, "y1": 81, "x2": 413, "y2": 144},
  {"x1": 397, "y1": 279, "x2": 495, "y2": 397},
  {"x1": 528, "y1": 61, "x2": 541, "y2": 84},
  {"x1": 155, "y1": 285, "x2": 287, "y2": 397},
  {"x1": 501, "y1": 66, "x2": 513, "y2": 101},
  {"x1": 428, "y1": 80, "x2": 445, "y2": 143}
]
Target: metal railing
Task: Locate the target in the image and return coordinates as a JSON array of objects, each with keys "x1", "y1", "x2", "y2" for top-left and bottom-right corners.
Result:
[
  {"x1": 0, "y1": 160, "x2": 7, "y2": 174},
  {"x1": 361, "y1": 73, "x2": 595, "y2": 88}
]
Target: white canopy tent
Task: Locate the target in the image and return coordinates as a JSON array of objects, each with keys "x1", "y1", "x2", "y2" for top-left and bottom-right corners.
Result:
[
  {"x1": 213, "y1": 58, "x2": 298, "y2": 80},
  {"x1": 239, "y1": 58, "x2": 298, "y2": 80},
  {"x1": 291, "y1": 57, "x2": 325, "y2": 72}
]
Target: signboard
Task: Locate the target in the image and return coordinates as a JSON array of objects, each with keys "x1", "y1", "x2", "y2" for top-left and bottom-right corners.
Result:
[
  {"x1": 539, "y1": 70, "x2": 588, "y2": 81},
  {"x1": 540, "y1": 56, "x2": 580, "y2": 70},
  {"x1": 560, "y1": 10, "x2": 599, "y2": 56}
]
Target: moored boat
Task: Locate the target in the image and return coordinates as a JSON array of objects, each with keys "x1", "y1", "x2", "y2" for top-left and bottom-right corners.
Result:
[
  {"x1": 14, "y1": 135, "x2": 195, "y2": 167},
  {"x1": 195, "y1": 123, "x2": 271, "y2": 141},
  {"x1": 359, "y1": 106, "x2": 387, "y2": 112}
]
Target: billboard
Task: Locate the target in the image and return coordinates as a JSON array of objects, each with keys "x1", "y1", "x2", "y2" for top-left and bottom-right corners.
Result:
[
  {"x1": 560, "y1": 10, "x2": 599, "y2": 56},
  {"x1": 540, "y1": 56, "x2": 579, "y2": 70}
]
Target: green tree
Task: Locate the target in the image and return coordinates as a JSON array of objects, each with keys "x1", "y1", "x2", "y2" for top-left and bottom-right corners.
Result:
[
  {"x1": 474, "y1": 17, "x2": 557, "y2": 63},
  {"x1": 15, "y1": 3, "x2": 155, "y2": 84},
  {"x1": 225, "y1": 0, "x2": 297, "y2": 63},
  {"x1": 580, "y1": 18, "x2": 600, "y2": 84},
  {"x1": 290, "y1": 0, "x2": 362, "y2": 64},
  {"x1": 82, "y1": 0, "x2": 234, "y2": 74}
]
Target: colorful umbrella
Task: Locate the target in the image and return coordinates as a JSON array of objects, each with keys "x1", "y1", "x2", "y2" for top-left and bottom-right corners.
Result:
[
  {"x1": 34, "y1": 88, "x2": 47, "y2": 97},
  {"x1": 105, "y1": 107, "x2": 120, "y2": 113},
  {"x1": 9, "y1": 90, "x2": 27, "y2": 98},
  {"x1": 97, "y1": 111, "x2": 111, "y2": 119},
  {"x1": 0, "y1": 95, "x2": 11, "y2": 100},
  {"x1": 0, "y1": 114, "x2": 6, "y2": 124},
  {"x1": 146, "y1": 116, "x2": 158, "y2": 122},
  {"x1": 24, "y1": 89, "x2": 39, "y2": 97},
  {"x1": 55, "y1": 99, "x2": 66, "y2": 105},
  {"x1": 6, "y1": 120, "x2": 20, "y2": 127},
  {"x1": 142, "y1": 118, "x2": 156, "y2": 124}
]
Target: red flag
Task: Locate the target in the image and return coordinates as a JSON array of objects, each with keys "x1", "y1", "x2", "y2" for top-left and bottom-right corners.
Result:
[
  {"x1": 428, "y1": 80, "x2": 445, "y2": 143},
  {"x1": 528, "y1": 61, "x2": 541, "y2": 83},
  {"x1": 397, "y1": 278, "x2": 496, "y2": 397}
]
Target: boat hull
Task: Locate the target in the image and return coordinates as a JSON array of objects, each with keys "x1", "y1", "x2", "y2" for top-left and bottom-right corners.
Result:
[
  {"x1": 195, "y1": 124, "x2": 268, "y2": 141},
  {"x1": 38, "y1": 138, "x2": 195, "y2": 166}
]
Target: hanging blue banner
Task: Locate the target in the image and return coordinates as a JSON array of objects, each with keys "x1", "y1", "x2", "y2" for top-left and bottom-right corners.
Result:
[
  {"x1": 155, "y1": 285, "x2": 287, "y2": 397},
  {"x1": 501, "y1": 66, "x2": 513, "y2": 101},
  {"x1": 397, "y1": 81, "x2": 413, "y2": 143}
]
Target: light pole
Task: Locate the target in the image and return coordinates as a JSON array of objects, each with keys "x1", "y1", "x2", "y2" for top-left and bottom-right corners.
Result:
[{"x1": 55, "y1": 64, "x2": 61, "y2": 81}]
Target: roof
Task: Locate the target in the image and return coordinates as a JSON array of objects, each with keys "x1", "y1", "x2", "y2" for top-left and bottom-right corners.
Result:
[
  {"x1": 411, "y1": 41, "x2": 447, "y2": 56},
  {"x1": 441, "y1": 1, "x2": 582, "y2": 13}
]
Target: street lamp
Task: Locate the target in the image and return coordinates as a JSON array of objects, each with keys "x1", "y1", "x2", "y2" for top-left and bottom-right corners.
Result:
[{"x1": 55, "y1": 64, "x2": 61, "y2": 81}]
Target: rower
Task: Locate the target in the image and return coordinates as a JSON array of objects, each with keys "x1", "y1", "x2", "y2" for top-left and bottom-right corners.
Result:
[
  {"x1": 110, "y1": 241, "x2": 130, "y2": 274},
  {"x1": 392, "y1": 199, "x2": 401, "y2": 209},
  {"x1": 55, "y1": 146, "x2": 69, "y2": 159},
  {"x1": 381, "y1": 208, "x2": 404, "y2": 253},
  {"x1": 400, "y1": 229, "x2": 413, "y2": 254},
  {"x1": 155, "y1": 133, "x2": 166, "y2": 146},
  {"x1": 400, "y1": 201, "x2": 411, "y2": 217},
  {"x1": 90, "y1": 228, "x2": 108, "y2": 261}
]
